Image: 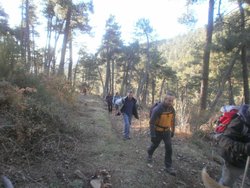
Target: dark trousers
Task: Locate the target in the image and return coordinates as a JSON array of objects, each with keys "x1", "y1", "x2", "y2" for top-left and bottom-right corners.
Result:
[
  {"x1": 219, "y1": 161, "x2": 250, "y2": 187},
  {"x1": 107, "y1": 103, "x2": 112, "y2": 112},
  {"x1": 147, "y1": 130, "x2": 172, "y2": 168}
]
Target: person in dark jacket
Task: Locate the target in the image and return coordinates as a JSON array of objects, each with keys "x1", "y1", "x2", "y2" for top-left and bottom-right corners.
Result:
[
  {"x1": 105, "y1": 92, "x2": 113, "y2": 113},
  {"x1": 116, "y1": 90, "x2": 139, "y2": 140},
  {"x1": 147, "y1": 92, "x2": 176, "y2": 176},
  {"x1": 217, "y1": 104, "x2": 250, "y2": 187}
]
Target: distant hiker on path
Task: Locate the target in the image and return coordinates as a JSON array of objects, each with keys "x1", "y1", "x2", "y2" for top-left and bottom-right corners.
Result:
[
  {"x1": 147, "y1": 92, "x2": 176, "y2": 176},
  {"x1": 115, "y1": 90, "x2": 139, "y2": 140},
  {"x1": 105, "y1": 92, "x2": 113, "y2": 113},
  {"x1": 113, "y1": 92, "x2": 121, "y2": 116}
]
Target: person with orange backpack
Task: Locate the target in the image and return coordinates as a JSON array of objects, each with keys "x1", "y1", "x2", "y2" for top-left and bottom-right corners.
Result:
[{"x1": 147, "y1": 92, "x2": 176, "y2": 176}]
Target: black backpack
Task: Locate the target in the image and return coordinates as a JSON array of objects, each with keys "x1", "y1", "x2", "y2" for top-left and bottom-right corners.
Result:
[
  {"x1": 149, "y1": 102, "x2": 160, "y2": 117},
  {"x1": 238, "y1": 104, "x2": 250, "y2": 125}
]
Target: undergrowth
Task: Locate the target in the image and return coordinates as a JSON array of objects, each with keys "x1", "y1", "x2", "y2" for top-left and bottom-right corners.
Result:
[{"x1": 0, "y1": 73, "x2": 81, "y2": 185}]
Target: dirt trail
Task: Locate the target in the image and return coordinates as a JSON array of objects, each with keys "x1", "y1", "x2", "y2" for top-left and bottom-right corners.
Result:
[
  {"x1": 0, "y1": 94, "x2": 227, "y2": 187},
  {"x1": 77, "y1": 95, "x2": 223, "y2": 188}
]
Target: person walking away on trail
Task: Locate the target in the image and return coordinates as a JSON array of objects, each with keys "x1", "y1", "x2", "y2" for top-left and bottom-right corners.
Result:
[
  {"x1": 147, "y1": 92, "x2": 176, "y2": 176},
  {"x1": 105, "y1": 92, "x2": 113, "y2": 113},
  {"x1": 113, "y1": 92, "x2": 121, "y2": 116},
  {"x1": 216, "y1": 104, "x2": 250, "y2": 187},
  {"x1": 115, "y1": 90, "x2": 139, "y2": 140}
]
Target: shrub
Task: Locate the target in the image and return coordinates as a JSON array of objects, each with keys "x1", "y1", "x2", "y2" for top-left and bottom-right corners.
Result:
[
  {"x1": 0, "y1": 80, "x2": 25, "y2": 110},
  {"x1": 0, "y1": 73, "x2": 79, "y2": 147}
]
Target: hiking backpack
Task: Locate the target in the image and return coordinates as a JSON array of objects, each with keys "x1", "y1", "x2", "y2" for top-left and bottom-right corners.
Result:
[
  {"x1": 214, "y1": 104, "x2": 250, "y2": 135},
  {"x1": 214, "y1": 106, "x2": 239, "y2": 134},
  {"x1": 238, "y1": 104, "x2": 250, "y2": 125},
  {"x1": 149, "y1": 102, "x2": 160, "y2": 118}
]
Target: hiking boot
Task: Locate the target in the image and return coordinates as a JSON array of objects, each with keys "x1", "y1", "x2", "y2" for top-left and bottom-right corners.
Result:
[
  {"x1": 165, "y1": 167, "x2": 176, "y2": 176},
  {"x1": 115, "y1": 112, "x2": 121, "y2": 116},
  {"x1": 147, "y1": 155, "x2": 153, "y2": 163},
  {"x1": 123, "y1": 136, "x2": 131, "y2": 140}
]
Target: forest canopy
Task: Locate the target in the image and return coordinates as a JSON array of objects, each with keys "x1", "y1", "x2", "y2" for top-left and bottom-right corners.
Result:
[{"x1": 0, "y1": 0, "x2": 250, "y2": 124}]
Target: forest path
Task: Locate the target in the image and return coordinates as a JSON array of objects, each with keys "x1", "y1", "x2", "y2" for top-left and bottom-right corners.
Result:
[
  {"x1": 1, "y1": 94, "x2": 224, "y2": 188},
  {"x1": 77, "y1": 94, "x2": 222, "y2": 188}
]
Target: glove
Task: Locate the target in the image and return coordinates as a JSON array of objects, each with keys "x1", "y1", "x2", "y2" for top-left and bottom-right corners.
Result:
[
  {"x1": 171, "y1": 131, "x2": 174, "y2": 138},
  {"x1": 245, "y1": 143, "x2": 250, "y2": 156}
]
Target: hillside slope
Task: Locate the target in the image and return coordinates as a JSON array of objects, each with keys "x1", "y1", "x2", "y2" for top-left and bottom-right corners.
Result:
[{"x1": 0, "y1": 94, "x2": 234, "y2": 188}]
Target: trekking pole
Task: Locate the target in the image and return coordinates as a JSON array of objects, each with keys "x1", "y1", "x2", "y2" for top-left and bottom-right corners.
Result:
[{"x1": 241, "y1": 156, "x2": 250, "y2": 188}]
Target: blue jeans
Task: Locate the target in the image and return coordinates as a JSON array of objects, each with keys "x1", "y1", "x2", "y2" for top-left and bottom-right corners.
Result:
[
  {"x1": 219, "y1": 161, "x2": 250, "y2": 187},
  {"x1": 123, "y1": 113, "x2": 132, "y2": 138}
]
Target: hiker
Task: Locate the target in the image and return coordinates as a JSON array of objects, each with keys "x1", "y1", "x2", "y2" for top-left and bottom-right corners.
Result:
[
  {"x1": 105, "y1": 92, "x2": 113, "y2": 113},
  {"x1": 213, "y1": 105, "x2": 240, "y2": 135},
  {"x1": 115, "y1": 90, "x2": 139, "y2": 140},
  {"x1": 113, "y1": 92, "x2": 121, "y2": 115},
  {"x1": 216, "y1": 104, "x2": 250, "y2": 187},
  {"x1": 147, "y1": 92, "x2": 176, "y2": 176},
  {"x1": 82, "y1": 87, "x2": 87, "y2": 95}
]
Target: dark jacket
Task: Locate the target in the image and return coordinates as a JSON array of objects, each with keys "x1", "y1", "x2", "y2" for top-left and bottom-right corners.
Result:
[
  {"x1": 149, "y1": 103, "x2": 176, "y2": 137},
  {"x1": 120, "y1": 96, "x2": 139, "y2": 119},
  {"x1": 150, "y1": 103, "x2": 175, "y2": 126},
  {"x1": 218, "y1": 115, "x2": 250, "y2": 168},
  {"x1": 105, "y1": 95, "x2": 113, "y2": 104}
]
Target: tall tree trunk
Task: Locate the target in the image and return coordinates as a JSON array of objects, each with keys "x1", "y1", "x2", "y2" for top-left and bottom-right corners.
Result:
[
  {"x1": 97, "y1": 66, "x2": 105, "y2": 94},
  {"x1": 73, "y1": 59, "x2": 79, "y2": 88},
  {"x1": 31, "y1": 25, "x2": 37, "y2": 75},
  {"x1": 111, "y1": 59, "x2": 115, "y2": 95},
  {"x1": 238, "y1": 0, "x2": 249, "y2": 104},
  {"x1": 120, "y1": 70, "x2": 126, "y2": 96},
  {"x1": 58, "y1": 6, "x2": 72, "y2": 76},
  {"x1": 210, "y1": 49, "x2": 240, "y2": 111},
  {"x1": 240, "y1": 45, "x2": 249, "y2": 104},
  {"x1": 21, "y1": 0, "x2": 25, "y2": 61},
  {"x1": 51, "y1": 19, "x2": 63, "y2": 75},
  {"x1": 120, "y1": 60, "x2": 129, "y2": 96},
  {"x1": 68, "y1": 34, "x2": 73, "y2": 83},
  {"x1": 104, "y1": 53, "x2": 111, "y2": 97},
  {"x1": 127, "y1": 60, "x2": 133, "y2": 91},
  {"x1": 159, "y1": 78, "x2": 166, "y2": 101},
  {"x1": 25, "y1": 0, "x2": 31, "y2": 72},
  {"x1": 200, "y1": 0, "x2": 214, "y2": 111},
  {"x1": 44, "y1": 17, "x2": 52, "y2": 74},
  {"x1": 136, "y1": 70, "x2": 144, "y2": 104},
  {"x1": 141, "y1": 34, "x2": 150, "y2": 106},
  {"x1": 228, "y1": 77, "x2": 235, "y2": 105},
  {"x1": 151, "y1": 79, "x2": 156, "y2": 105}
]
